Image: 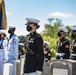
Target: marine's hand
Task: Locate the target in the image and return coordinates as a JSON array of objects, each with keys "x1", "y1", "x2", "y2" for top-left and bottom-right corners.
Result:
[{"x1": 36, "y1": 71, "x2": 42, "y2": 75}]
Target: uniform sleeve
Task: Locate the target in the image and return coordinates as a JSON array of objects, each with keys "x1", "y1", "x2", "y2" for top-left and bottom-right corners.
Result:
[
  {"x1": 13, "y1": 37, "x2": 19, "y2": 59},
  {"x1": 3, "y1": 39, "x2": 8, "y2": 61},
  {"x1": 35, "y1": 36, "x2": 44, "y2": 71}
]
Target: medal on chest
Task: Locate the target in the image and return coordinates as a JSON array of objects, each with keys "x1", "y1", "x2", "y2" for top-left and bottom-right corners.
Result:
[{"x1": 29, "y1": 38, "x2": 34, "y2": 43}]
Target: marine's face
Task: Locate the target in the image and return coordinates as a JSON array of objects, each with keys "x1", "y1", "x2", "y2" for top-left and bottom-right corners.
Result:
[
  {"x1": 44, "y1": 44, "x2": 49, "y2": 48},
  {"x1": 8, "y1": 28, "x2": 14, "y2": 34},
  {"x1": 58, "y1": 32, "x2": 65, "y2": 38},
  {"x1": 19, "y1": 45, "x2": 23, "y2": 50},
  {"x1": 73, "y1": 32, "x2": 76, "y2": 34},
  {"x1": 72, "y1": 32, "x2": 76, "y2": 39},
  {"x1": 26, "y1": 23, "x2": 36, "y2": 32}
]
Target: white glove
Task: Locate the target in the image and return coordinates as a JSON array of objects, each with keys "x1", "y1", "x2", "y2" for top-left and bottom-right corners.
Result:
[{"x1": 36, "y1": 71, "x2": 42, "y2": 75}]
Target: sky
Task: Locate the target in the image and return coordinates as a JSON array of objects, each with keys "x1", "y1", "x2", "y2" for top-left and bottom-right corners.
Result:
[{"x1": 4, "y1": 0, "x2": 76, "y2": 36}]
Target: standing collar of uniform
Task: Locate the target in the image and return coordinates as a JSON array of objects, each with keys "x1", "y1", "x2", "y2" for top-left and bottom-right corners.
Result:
[{"x1": 30, "y1": 31, "x2": 36, "y2": 35}]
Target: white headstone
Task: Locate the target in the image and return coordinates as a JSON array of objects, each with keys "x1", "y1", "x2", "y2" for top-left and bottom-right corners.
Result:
[
  {"x1": 20, "y1": 55, "x2": 25, "y2": 75},
  {"x1": 3, "y1": 63, "x2": 13, "y2": 75}
]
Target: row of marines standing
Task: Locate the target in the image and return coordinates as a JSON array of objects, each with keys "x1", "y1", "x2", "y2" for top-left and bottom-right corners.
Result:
[{"x1": 56, "y1": 27, "x2": 76, "y2": 60}]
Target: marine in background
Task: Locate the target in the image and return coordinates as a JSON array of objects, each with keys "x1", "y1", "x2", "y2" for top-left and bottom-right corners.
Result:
[
  {"x1": 70, "y1": 27, "x2": 76, "y2": 60},
  {"x1": 18, "y1": 43, "x2": 25, "y2": 59},
  {"x1": 44, "y1": 41, "x2": 51, "y2": 62},
  {"x1": 56, "y1": 27, "x2": 70, "y2": 59}
]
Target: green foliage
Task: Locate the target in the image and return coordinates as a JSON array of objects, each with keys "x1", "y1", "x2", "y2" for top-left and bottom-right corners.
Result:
[
  {"x1": 65, "y1": 26, "x2": 71, "y2": 38},
  {"x1": 18, "y1": 36, "x2": 26, "y2": 43}
]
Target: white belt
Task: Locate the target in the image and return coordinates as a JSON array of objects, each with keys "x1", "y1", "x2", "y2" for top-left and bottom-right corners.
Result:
[
  {"x1": 72, "y1": 54, "x2": 76, "y2": 56},
  {"x1": 57, "y1": 53, "x2": 65, "y2": 56}
]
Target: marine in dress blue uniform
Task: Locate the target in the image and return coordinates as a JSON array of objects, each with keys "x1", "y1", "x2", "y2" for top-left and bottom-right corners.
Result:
[
  {"x1": 56, "y1": 27, "x2": 70, "y2": 59},
  {"x1": 71, "y1": 27, "x2": 76, "y2": 60},
  {"x1": 24, "y1": 18, "x2": 44, "y2": 75},
  {"x1": 44, "y1": 41, "x2": 51, "y2": 62},
  {"x1": 0, "y1": 30, "x2": 8, "y2": 75},
  {"x1": 18, "y1": 43, "x2": 25, "y2": 59},
  {"x1": 8, "y1": 26, "x2": 19, "y2": 75}
]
